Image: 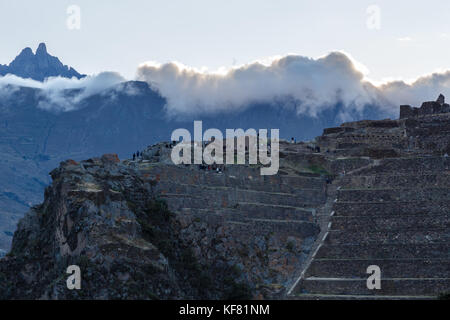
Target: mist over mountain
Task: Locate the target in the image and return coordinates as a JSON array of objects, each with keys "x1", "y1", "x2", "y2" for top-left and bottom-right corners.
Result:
[{"x1": 0, "y1": 79, "x2": 386, "y2": 253}]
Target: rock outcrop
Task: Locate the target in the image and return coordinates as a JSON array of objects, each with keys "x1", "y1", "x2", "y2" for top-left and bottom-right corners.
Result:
[
  {"x1": 0, "y1": 143, "x2": 331, "y2": 299},
  {"x1": 0, "y1": 43, "x2": 85, "y2": 81}
]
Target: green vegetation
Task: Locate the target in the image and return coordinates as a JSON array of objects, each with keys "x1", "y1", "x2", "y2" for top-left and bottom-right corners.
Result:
[{"x1": 307, "y1": 164, "x2": 329, "y2": 175}]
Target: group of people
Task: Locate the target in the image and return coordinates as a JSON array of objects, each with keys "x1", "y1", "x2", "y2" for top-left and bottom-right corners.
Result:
[
  {"x1": 132, "y1": 150, "x2": 143, "y2": 161},
  {"x1": 199, "y1": 163, "x2": 225, "y2": 174},
  {"x1": 306, "y1": 145, "x2": 321, "y2": 153}
]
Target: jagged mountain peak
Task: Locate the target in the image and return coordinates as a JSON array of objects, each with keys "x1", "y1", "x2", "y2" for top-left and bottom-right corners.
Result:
[
  {"x1": 36, "y1": 42, "x2": 48, "y2": 55},
  {"x1": 18, "y1": 47, "x2": 34, "y2": 57},
  {"x1": 0, "y1": 43, "x2": 85, "y2": 81}
]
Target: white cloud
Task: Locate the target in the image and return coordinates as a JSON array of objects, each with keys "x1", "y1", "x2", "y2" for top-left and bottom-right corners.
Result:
[
  {"x1": 0, "y1": 72, "x2": 125, "y2": 111},
  {"x1": 136, "y1": 52, "x2": 381, "y2": 118},
  {"x1": 136, "y1": 52, "x2": 450, "y2": 119},
  {"x1": 2, "y1": 51, "x2": 450, "y2": 120},
  {"x1": 380, "y1": 70, "x2": 450, "y2": 107}
]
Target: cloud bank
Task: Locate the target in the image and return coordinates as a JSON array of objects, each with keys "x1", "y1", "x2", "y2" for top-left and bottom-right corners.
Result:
[
  {"x1": 379, "y1": 71, "x2": 450, "y2": 108},
  {"x1": 136, "y1": 52, "x2": 450, "y2": 119},
  {"x1": 136, "y1": 53, "x2": 382, "y2": 117},
  {"x1": 2, "y1": 51, "x2": 450, "y2": 119},
  {"x1": 0, "y1": 72, "x2": 125, "y2": 111}
]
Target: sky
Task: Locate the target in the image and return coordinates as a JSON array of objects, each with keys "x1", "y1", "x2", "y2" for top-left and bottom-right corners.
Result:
[{"x1": 1, "y1": 0, "x2": 450, "y2": 83}]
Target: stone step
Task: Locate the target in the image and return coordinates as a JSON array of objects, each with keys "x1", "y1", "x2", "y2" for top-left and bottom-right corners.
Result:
[
  {"x1": 223, "y1": 219, "x2": 320, "y2": 238},
  {"x1": 316, "y1": 243, "x2": 450, "y2": 260},
  {"x1": 340, "y1": 174, "x2": 450, "y2": 189},
  {"x1": 296, "y1": 278, "x2": 450, "y2": 296},
  {"x1": 329, "y1": 158, "x2": 372, "y2": 174},
  {"x1": 337, "y1": 188, "x2": 450, "y2": 202},
  {"x1": 229, "y1": 203, "x2": 315, "y2": 222},
  {"x1": 356, "y1": 157, "x2": 450, "y2": 175},
  {"x1": 156, "y1": 178, "x2": 325, "y2": 195},
  {"x1": 146, "y1": 165, "x2": 325, "y2": 191},
  {"x1": 330, "y1": 214, "x2": 450, "y2": 231},
  {"x1": 246, "y1": 219, "x2": 320, "y2": 238},
  {"x1": 305, "y1": 259, "x2": 450, "y2": 278},
  {"x1": 174, "y1": 184, "x2": 326, "y2": 204},
  {"x1": 162, "y1": 195, "x2": 318, "y2": 214},
  {"x1": 178, "y1": 203, "x2": 316, "y2": 222},
  {"x1": 325, "y1": 229, "x2": 450, "y2": 245},
  {"x1": 160, "y1": 188, "x2": 324, "y2": 209},
  {"x1": 333, "y1": 201, "x2": 450, "y2": 216},
  {"x1": 160, "y1": 194, "x2": 217, "y2": 211}
]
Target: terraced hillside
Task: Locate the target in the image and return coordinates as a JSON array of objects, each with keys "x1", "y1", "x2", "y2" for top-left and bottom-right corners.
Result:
[
  {"x1": 133, "y1": 143, "x2": 332, "y2": 296},
  {"x1": 290, "y1": 155, "x2": 450, "y2": 299},
  {"x1": 1, "y1": 96, "x2": 449, "y2": 299},
  {"x1": 0, "y1": 141, "x2": 338, "y2": 299}
]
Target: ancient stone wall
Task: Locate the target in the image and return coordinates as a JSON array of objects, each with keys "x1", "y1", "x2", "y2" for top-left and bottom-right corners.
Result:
[{"x1": 292, "y1": 155, "x2": 450, "y2": 299}]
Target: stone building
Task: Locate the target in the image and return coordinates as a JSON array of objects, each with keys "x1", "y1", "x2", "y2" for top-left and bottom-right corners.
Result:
[{"x1": 400, "y1": 94, "x2": 450, "y2": 119}]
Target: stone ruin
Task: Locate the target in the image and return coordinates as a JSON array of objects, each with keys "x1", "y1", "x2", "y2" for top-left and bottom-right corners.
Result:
[
  {"x1": 400, "y1": 94, "x2": 450, "y2": 119},
  {"x1": 316, "y1": 95, "x2": 450, "y2": 158},
  {"x1": 132, "y1": 100, "x2": 450, "y2": 299}
]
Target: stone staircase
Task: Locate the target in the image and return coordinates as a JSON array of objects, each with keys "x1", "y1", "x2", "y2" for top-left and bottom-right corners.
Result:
[
  {"x1": 286, "y1": 179, "x2": 339, "y2": 295},
  {"x1": 289, "y1": 156, "x2": 450, "y2": 299}
]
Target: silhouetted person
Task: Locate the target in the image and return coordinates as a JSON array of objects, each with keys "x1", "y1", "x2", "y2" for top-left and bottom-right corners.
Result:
[{"x1": 133, "y1": 153, "x2": 136, "y2": 161}]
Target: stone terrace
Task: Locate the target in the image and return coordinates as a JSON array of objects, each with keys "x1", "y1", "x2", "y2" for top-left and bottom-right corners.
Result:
[
  {"x1": 317, "y1": 101, "x2": 450, "y2": 158},
  {"x1": 291, "y1": 156, "x2": 450, "y2": 299},
  {"x1": 124, "y1": 142, "x2": 333, "y2": 295}
]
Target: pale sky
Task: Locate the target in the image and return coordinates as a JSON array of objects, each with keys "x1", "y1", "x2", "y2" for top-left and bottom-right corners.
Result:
[{"x1": 1, "y1": 0, "x2": 450, "y2": 82}]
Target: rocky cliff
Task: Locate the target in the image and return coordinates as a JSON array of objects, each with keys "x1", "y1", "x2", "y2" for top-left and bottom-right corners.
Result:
[
  {"x1": 0, "y1": 143, "x2": 330, "y2": 299},
  {"x1": 0, "y1": 43, "x2": 84, "y2": 81}
]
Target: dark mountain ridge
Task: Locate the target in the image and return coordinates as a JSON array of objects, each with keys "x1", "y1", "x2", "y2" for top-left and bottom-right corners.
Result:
[{"x1": 0, "y1": 43, "x2": 85, "y2": 81}]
